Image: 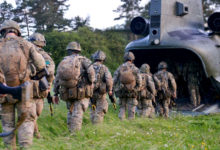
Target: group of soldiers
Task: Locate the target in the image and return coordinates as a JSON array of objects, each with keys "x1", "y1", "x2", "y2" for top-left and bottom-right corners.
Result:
[{"x1": 0, "y1": 20, "x2": 201, "y2": 149}]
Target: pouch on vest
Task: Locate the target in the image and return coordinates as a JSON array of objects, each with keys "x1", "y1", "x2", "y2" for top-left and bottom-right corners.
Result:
[
  {"x1": 99, "y1": 83, "x2": 106, "y2": 94},
  {"x1": 68, "y1": 87, "x2": 77, "y2": 99},
  {"x1": 77, "y1": 87, "x2": 85, "y2": 99},
  {"x1": 85, "y1": 85, "x2": 93, "y2": 98},
  {"x1": 59, "y1": 86, "x2": 68, "y2": 101}
]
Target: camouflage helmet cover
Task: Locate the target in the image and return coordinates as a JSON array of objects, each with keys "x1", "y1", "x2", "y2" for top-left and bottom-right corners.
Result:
[
  {"x1": 124, "y1": 52, "x2": 135, "y2": 61},
  {"x1": 158, "y1": 61, "x2": 168, "y2": 70},
  {"x1": 66, "y1": 41, "x2": 81, "y2": 51},
  {"x1": 29, "y1": 33, "x2": 46, "y2": 47},
  {"x1": 92, "y1": 50, "x2": 106, "y2": 61},
  {"x1": 140, "y1": 63, "x2": 150, "y2": 73},
  {"x1": 0, "y1": 20, "x2": 21, "y2": 36}
]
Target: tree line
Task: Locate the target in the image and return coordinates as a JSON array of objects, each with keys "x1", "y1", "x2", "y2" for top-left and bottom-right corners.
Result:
[{"x1": 0, "y1": 0, "x2": 219, "y2": 72}]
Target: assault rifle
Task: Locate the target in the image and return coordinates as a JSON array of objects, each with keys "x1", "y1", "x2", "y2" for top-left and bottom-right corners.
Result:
[{"x1": 47, "y1": 92, "x2": 54, "y2": 116}]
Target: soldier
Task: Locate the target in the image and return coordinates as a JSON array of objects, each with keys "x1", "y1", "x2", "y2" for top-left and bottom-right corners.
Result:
[
  {"x1": 154, "y1": 61, "x2": 177, "y2": 118},
  {"x1": 29, "y1": 33, "x2": 55, "y2": 138},
  {"x1": 54, "y1": 42, "x2": 95, "y2": 132},
  {"x1": 113, "y1": 52, "x2": 141, "y2": 120},
  {"x1": 184, "y1": 62, "x2": 201, "y2": 107},
  {"x1": 90, "y1": 50, "x2": 113, "y2": 124},
  {"x1": 0, "y1": 20, "x2": 46, "y2": 148},
  {"x1": 137, "y1": 64, "x2": 156, "y2": 118}
]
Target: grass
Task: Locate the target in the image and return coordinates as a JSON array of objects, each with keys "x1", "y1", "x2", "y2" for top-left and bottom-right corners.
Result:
[{"x1": 0, "y1": 100, "x2": 220, "y2": 150}]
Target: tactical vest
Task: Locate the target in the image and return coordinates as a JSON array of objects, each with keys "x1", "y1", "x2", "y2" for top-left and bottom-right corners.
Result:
[
  {"x1": 156, "y1": 71, "x2": 171, "y2": 99},
  {"x1": 57, "y1": 55, "x2": 93, "y2": 100},
  {"x1": 139, "y1": 74, "x2": 152, "y2": 99},
  {"x1": 93, "y1": 64, "x2": 107, "y2": 94}
]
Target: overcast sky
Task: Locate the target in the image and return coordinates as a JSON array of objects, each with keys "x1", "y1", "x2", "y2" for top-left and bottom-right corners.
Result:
[{"x1": 1, "y1": 0, "x2": 149, "y2": 29}]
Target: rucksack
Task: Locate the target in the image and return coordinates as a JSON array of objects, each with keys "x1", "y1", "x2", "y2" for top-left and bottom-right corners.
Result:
[
  {"x1": 0, "y1": 38, "x2": 29, "y2": 86},
  {"x1": 93, "y1": 64, "x2": 105, "y2": 92},
  {"x1": 57, "y1": 55, "x2": 81, "y2": 87},
  {"x1": 119, "y1": 65, "x2": 136, "y2": 91},
  {"x1": 156, "y1": 71, "x2": 171, "y2": 99}
]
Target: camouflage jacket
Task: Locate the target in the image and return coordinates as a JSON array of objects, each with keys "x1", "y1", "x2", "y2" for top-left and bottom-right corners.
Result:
[
  {"x1": 54, "y1": 53, "x2": 95, "y2": 95},
  {"x1": 93, "y1": 62, "x2": 113, "y2": 93},
  {"x1": 113, "y1": 62, "x2": 142, "y2": 91},
  {"x1": 37, "y1": 47, "x2": 55, "y2": 86},
  {"x1": 0, "y1": 35, "x2": 45, "y2": 86},
  {"x1": 154, "y1": 70, "x2": 177, "y2": 96},
  {"x1": 140, "y1": 73, "x2": 156, "y2": 96}
]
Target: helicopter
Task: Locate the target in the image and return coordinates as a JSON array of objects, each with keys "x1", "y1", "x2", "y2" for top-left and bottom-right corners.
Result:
[{"x1": 126, "y1": 0, "x2": 220, "y2": 109}]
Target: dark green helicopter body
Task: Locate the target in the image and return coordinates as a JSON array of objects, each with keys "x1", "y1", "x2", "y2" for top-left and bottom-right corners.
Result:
[{"x1": 126, "y1": 0, "x2": 220, "y2": 104}]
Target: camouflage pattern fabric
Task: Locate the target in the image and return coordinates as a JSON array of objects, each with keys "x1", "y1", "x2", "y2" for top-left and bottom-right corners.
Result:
[
  {"x1": 114, "y1": 61, "x2": 141, "y2": 120},
  {"x1": 154, "y1": 70, "x2": 177, "y2": 118},
  {"x1": 0, "y1": 34, "x2": 45, "y2": 148},
  {"x1": 54, "y1": 53, "x2": 95, "y2": 132},
  {"x1": 90, "y1": 62, "x2": 113, "y2": 124}
]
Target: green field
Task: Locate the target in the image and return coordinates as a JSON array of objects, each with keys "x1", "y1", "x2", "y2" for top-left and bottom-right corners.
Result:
[{"x1": 0, "y1": 101, "x2": 220, "y2": 150}]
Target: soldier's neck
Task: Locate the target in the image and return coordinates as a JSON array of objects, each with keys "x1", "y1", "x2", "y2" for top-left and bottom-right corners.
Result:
[{"x1": 5, "y1": 33, "x2": 17, "y2": 38}]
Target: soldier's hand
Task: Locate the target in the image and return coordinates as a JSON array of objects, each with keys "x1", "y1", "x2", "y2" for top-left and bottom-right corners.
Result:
[{"x1": 108, "y1": 91, "x2": 112, "y2": 96}]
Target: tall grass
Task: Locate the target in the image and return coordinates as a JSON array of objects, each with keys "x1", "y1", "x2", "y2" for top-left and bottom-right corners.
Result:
[{"x1": 0, "y1": 101, "x2": 219, "y2": 150}]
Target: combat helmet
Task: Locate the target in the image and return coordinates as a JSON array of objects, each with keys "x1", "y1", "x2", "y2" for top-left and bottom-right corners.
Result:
[
  {"x1": 124, "y1": 52, "x2": 135, "y2": 61},
  {"x1": 92, "y1": 50, "x2": 106, "y2": 61},
  {"x1": 66, "y1": 42, "x2": 81, "y2": 52},
  {"x1": 29, "y1": 33, "x2": 46, "y2": 47},
  {"x1": 0, "y1": 20, "x2": 21, "y2": 36},
  {"x1": 158, "y1": 61, "x2": 168, "y2": 70},
  {"x1": 140, "y1": 64, "x2": 150, "y2": 73}
]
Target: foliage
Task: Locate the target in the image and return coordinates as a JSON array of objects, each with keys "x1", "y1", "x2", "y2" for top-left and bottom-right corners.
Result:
[
  {"x1": 114, "y1": 0, "x2": 143, "y2": 29},
  {"x1": 44, "y1": 27, "x2": 128, "y2": 73},
  {"x1": 0, "y1": 1, "x2": 14, "y2": 24},
  {"x1": 203, "y1": 0, "x2": 220, "y2": 21},
  {"x1": 0, "y1": 101, "x2": 219, "y2": 150},
  {"x1": 14, "y1": 0, "x2": 71, "y2": 32},
  {"x1": 71, "y1": 16, "x2": 90, "y2": 31}
]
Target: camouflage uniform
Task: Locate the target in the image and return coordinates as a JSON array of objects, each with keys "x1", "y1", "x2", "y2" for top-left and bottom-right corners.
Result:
[
  {"x1": 29, "y1": 33, "x2": 55, "y2": 138},
  {"x1": 90, "y1": 50, "x2": 113, "y2": 124},
  {"x1": 54, "y1": 42, "x2": 95, "y2": 132},
  {"x1": 184, "y1": 62, "x2": 201, "y2": 107},
  {"x1": 113, "y1": 52, "x2": 141, "y2": 120},
  {"x1": 154, "y1": 62, "x2": 177, "y2": 118},
  {"x1": 137, "y1": 64, "x2": 156, "y2": 118},
  {"x1": 0, "y1": 20, "x2": 45, "y2": 148}
]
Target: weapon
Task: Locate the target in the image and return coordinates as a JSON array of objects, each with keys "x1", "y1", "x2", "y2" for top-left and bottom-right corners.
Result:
[
  {"x1": 47, "y1": 92, "x2": 53, "y2": 116},
  {"x1": 31, "y1": 68, "x2": 49, "y2": 80},
  {"x1": 0, "y1": 83, "x2": 22, "y2": 100},
  {"x1": 109, "y1": 94, "x2": 117, "y2": 110},
  {"x1": 90, "y1": 98, "x2": 96, "y2": 111}
]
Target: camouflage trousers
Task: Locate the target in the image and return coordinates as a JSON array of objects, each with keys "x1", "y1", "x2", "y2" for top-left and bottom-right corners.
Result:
[
  {"x1": 188, "y1": 84, "x2": 201, "y2": 107},
  {"x1": 137, "y1": 99, "x2": 155, "y2": 118},
  {"x1": 1, "y1": 96, "x2": 36, "y2": 149},
  {"x1": 118, "y1": 98, "x2": 138, "y2": 120},
  {"x1": 157, "y1": 98, "x2": 170, "y2": 118},
  {"x1": 66, "y1": 98, "x2": 89, "y2": 132},
  {"x1": 90, "y1": 93, "x2": 108, "y2": 124},
  {"x1": 34, "y1": 98, "x2": 44, "y2": 138}
]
